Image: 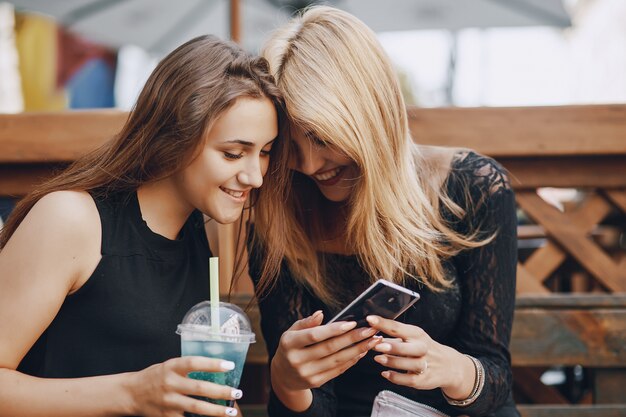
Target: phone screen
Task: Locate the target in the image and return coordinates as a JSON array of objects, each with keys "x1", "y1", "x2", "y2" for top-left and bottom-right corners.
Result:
[{"x1": 329, "y1": 280, "x2": 420, "y2": 328}]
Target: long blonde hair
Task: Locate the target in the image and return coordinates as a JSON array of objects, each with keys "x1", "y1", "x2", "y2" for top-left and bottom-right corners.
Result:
[{"x1": 254, "y1": 6, "x2": 486, "y2": 307}]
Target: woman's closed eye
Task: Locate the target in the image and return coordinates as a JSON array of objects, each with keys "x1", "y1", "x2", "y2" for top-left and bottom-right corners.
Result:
[
  {"x1": 305, "y1": 132, "x2": 328, "y2": 148},
  {"x1": 224, "y1": 151, "x2": 244, "y2": 160}
]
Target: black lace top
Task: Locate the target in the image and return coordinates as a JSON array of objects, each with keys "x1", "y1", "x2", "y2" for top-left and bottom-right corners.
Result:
[{"x1": 249, "y1": 152, "x2": 520, "y2": 417}]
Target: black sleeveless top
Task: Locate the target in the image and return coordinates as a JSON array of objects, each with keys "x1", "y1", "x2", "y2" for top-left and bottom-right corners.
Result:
[{"x1": 18, "y1": 191, "x2": 211, "y2": 378}]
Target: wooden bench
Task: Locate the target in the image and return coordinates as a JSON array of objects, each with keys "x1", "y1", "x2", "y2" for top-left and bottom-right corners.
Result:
[{"x1": 1, "y1": 105, "x2": 625, "y2": 416}]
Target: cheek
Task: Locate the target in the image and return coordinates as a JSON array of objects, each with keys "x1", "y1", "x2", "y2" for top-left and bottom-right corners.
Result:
[
  {"x1": 183, "y1": 153, "x2": 221, "y2": 189},
  {"x1": 261, "y1": 158, "x2": 270, "y2": 176}
]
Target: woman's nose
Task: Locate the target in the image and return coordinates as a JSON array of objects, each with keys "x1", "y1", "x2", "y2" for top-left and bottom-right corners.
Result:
[
  {"x1": 237, "y1": 158, "x2": 264, "y2": 189},
  {"x1": 291, "y1": 142, "x2": 325, "y2": 175}
]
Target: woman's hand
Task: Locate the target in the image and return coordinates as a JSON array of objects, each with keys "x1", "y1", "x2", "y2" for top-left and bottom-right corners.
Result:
[
  {"x1": 366, "y1": 315, "x2": 476, "y2": 400},
  {"x1": 129, "y1": 356, "x2": 242, "y2": 417},
  {"x1": 271, "y1": 311, "x2": 381, "y2": 394}
]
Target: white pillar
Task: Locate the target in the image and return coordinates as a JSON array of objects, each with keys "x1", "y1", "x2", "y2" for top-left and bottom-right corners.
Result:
[{"x1": 0, "y1": 2, "x2": 24, "y2": 113}]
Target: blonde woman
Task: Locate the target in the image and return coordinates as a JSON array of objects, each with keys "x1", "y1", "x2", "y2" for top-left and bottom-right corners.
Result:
[{"x1": 248, "y1": 6, "x2": 519, "y2": 417}]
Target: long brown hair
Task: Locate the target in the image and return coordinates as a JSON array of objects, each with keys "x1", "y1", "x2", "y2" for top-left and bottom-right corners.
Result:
[{"x1": 1, "y1": 35, "x2": 283, "y2": 249}]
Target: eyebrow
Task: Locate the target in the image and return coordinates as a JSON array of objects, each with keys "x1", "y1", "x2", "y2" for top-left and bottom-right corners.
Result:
[
  {"x1": 222, "y1": 138, "x2": 277, "y2": 147},
  {"x1": 222, "y1": 139, "x2": 255, "y2": 147}
]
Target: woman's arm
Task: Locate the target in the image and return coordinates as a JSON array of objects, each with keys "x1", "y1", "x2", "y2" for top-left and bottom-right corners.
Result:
[
  {"x1": 448, "y1": 157, "x2": 518, "y2": 415},
  {"x1": 367, "y1": 154, "x2": 518, "y2": 416},
  {"x1": 248, "y1": 236, "x2": 377, "y2": 417},
  {"x1": 0, "y1": 192, "x2": 238, "y2": 417}
]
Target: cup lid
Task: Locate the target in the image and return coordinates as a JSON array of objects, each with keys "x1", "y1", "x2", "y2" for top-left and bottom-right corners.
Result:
[{"x1": 176, "y1": 301, "x2": 255, "y2": 343}]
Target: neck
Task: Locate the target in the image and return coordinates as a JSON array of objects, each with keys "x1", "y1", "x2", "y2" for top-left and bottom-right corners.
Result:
[
  {"x1": 317, "y1": 200, "x2": 353, "y2": 254},
  {"x1": 136, "y1": 179, "x2": 194, "y2": 240}
]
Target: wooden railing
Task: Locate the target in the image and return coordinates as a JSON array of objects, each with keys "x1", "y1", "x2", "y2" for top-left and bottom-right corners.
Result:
[{"x1": 1, "y1": 105, "x2": 625, "y2": 416}]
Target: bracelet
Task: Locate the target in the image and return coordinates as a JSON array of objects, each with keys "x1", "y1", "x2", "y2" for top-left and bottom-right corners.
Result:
[{"x1": 442, "y1": 354, "x2": 485, "y2": 407}]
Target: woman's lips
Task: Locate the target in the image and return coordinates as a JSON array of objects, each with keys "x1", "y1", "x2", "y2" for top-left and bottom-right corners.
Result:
[
  {"x1": 220, "y1": 186, "x2": 248, "y2": 203},
  {"x1": 313, "y1": 166, "x2": 346, "y2": 186}
]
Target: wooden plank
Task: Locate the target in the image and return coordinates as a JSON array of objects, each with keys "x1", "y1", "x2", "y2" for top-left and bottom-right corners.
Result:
[
  {"x1": 606, "y1": 190, "x2": 626, "y2": 213},
  {"x1": 517, "y1": 193, "x2": 626, "y2": 292},
  {"x1": 502, "y1": 157, "x2": 626, "y2": 190},
  {"x1": 516, "y1": 294, "x2": 626, "y2": 309},
  {"x1": 0, "y1": 111, "x2": 126, "y2": 163},
  {"x1": 567, "y1": 193, "x2": 614, "y2": 230},
  {"x1": 595, "y1": 369, "x2": 626, "y2": 403},
  {"x1": 408, "y1": 105, "x2": 626, "y2": 157},
  {"x1": 518, "y1": 405, "x2": 626, "y2": 417},
  {"x1": 513, "y1": 367, "x2": 569, "y2": 404},
  {"x1": 522, "y1": 242, "x2": 567, "y2": 284},
  {"x1": 1, "y1": 105, "x2": 625, "y2": 164},
  {"x1": 516, "y1": 191, "x2": 611, "y2": 288},
  {"x1": 0, "y1": 164, "x2": 67, "y2": 197},
  {"x1": 516, "y1": 264, "x2": 551, "y2": 294},
  {"x1": 510, "y1": 308, "x2": 626, "y2": 367}
]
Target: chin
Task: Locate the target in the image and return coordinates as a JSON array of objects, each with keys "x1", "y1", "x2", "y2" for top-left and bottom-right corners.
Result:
[
  {"x1": 213, "y1": 213, "x2": 243, "y2": 224},
  {"x1": 321, "y1": 190, "x2": 350, "y2": 203},
  {"x1": 204, "y1": 204, "x2": 243, "y2": 224}
]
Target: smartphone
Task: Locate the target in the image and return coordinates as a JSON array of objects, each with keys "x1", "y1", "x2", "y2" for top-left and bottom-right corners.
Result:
[{"x1": 328, "y1": 279, "x2": 420, "y2": 328}]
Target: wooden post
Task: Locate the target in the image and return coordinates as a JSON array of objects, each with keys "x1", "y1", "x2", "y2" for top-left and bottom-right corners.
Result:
[{"x1": 230, "y1": 0, "x2": 241, "y2": 44}]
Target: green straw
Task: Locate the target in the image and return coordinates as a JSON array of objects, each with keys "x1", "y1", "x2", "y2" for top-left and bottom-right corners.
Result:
[{"x1": 209, "y1": 257, "x2": 220, "y2": 334}]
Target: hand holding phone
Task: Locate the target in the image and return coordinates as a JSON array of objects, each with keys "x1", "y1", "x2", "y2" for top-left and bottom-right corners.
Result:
[{"x1": 328, "y1": 279, "x2": 420, "y2": 328}]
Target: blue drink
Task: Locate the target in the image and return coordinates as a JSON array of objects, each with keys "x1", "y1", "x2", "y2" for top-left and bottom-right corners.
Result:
[
  {"x1": 182, "y1": 339, "x2": 250, "y2": 406},
  {"x1": 177, "y1": 301, "x2": 255, "y2": 416}
]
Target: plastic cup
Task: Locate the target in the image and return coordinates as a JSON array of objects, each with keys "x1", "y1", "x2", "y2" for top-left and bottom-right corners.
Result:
[{"x1": 176, "y1": 301, "x2": 255, "y2": 412}]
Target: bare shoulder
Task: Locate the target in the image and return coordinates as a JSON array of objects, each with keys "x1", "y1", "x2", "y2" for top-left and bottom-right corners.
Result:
[
  {"x1": 5, "y1": 190, "x2": 102, "y2": 291},
  {"x1": 28, "y1": 190, "x2": 100, "y2": 234}
]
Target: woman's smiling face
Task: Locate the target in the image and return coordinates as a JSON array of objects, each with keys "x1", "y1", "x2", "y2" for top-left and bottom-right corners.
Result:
[
  {"x1": 174, "y1": 96, "x2": 278, "y2": 223},
  {"x1": 288, "y1": 126, "x2": 359, "y2": 202}
]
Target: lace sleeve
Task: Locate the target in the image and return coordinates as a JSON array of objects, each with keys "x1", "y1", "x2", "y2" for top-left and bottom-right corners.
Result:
[
  {"x1": 248, "y1": 234, "x2": 338, "y2": 417},
  {"x1": 446, "y1": 152, "x2": 518, "y2": 416}
]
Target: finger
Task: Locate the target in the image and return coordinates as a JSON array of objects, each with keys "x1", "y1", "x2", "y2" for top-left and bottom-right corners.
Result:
[
  {"x1": 282, "y1": 320, "x2": 357, "y2": 349},
  {"x1": 303, "y1": 326, "x2": 378, "y2": 360},
  {"x1": 366, "y1": 316, "x2": 426, "y2": 341},
  {"x1": 304, "y1": 344, "x2": 372, "y2": 388},
  {"x1": 289, "y1": 310, "x2": 324, "y2": 331},
  {"x1": 176, "y1": 374, "x2": 243, "y2": 401},
  {"x1": 171, "y1": 393, "x2": 239, "y2": 416},
  {"x1": 381, "y1": 370, "x2": 424, "y2": 388},
  {"x1": 374, "y1": 354, "x2": 428, "y2": 374},
  {"x1": 300, "y1": 335, "x2": 381, "y2": 377},
  {"x1": 379, "y1": 337, "x2": 403, "y2": 343},
  {"x1": 168, "y1": 356, "x2": 236, "y2": 375},
  {"x1": 372, "y1": 340, "x2": 427, "y2": 357}
]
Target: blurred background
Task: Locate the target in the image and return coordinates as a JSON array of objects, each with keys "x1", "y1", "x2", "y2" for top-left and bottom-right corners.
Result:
[
  {"x1": 1, "y1": 1, "x2": 625, "y2": 412},
  {"x1": 1, "y1": 0, "x2": 625, "y2": 113}
]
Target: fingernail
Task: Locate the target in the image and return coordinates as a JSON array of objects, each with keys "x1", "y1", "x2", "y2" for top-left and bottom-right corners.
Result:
[
  {"x1": 381, "y1": 371, "x2": 390, "y2": 379},
  {"x1": 310, "y1": 310, "x2": 322, "y2": 320},
  {"x1": 375, "y1": 343, "x2": 391, "y2": 352},
  {"x1": 368, "y1": 338, "x2": 381, "y2": 348},
  {"x1": 225, "y1": 407, "x2": 238, "y2": 416},
  {"x1": 366, "y1": 315, "x2": 379, "y2": 325},
  {"x1": 361, "y1": 327, "x2": 376, "y2": 337},
  {"x1": 340, "y1": 321, "x2": 357, "y2": 331},
  {"x1": 220, "y1": 361, "x2": 235, "y2": 371},
  {"x1": 231, "y1": 389, "x2": 243, "y2": 399},
  {"x1": 375, "y1": 355, "x2": 388, "y2": 364}
]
